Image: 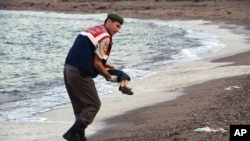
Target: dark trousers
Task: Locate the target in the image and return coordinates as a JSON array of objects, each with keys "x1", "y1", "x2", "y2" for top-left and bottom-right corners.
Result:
[
  {"x1": 107, "y1": 69, "x2": 130, "y2": 82},
  {"x1": 63, "y1": 64, "x2": 101, "y2": 126}
]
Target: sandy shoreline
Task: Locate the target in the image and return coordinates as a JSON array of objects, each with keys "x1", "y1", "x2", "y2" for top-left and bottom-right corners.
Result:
[
  {"x1": 1, "y1": 0, "x2": 250, "y2": 27},
  {"x1": 1, "y1": 0, "x2": 250, "y2": 141}
]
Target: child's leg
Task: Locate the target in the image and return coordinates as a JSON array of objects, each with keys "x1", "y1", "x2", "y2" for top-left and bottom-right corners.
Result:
[
  {"x1": 120, "y1": 80, "x2": 128, "y2": 87},
  {"x1": 108, "y1": 70, "x2": 133, "y2": 95}
]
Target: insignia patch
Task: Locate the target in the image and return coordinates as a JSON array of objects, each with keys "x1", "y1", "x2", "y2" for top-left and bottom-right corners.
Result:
[{"x1": 103, "y1": 44, "x2": 108, "y2": 53}]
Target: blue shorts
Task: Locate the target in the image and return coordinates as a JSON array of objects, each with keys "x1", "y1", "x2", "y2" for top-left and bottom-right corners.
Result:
[{"x1": 107, "y1": 69, "x2": 131, "y2": 82}]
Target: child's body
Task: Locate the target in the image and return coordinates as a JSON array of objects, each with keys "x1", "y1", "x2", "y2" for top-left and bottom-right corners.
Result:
[{"x1": 107, "y1": 69, "x2": 133, "y2": 95}]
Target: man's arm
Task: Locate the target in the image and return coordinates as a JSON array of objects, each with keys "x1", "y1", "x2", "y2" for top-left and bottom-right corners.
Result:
[
  {"x1": 93, "y1": 54, "x2": 112, "y2": 79},
  {"x1": 105, "y1": 62, "x2": 115, "y2": 69},
  {"x1": 94, "y1": 37, "x2": 117, "y2": 82}
]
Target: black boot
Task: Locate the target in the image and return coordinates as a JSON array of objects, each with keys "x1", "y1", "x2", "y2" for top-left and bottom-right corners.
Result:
[
  {"x1": 78, "y1": 128, "x2": 87, "y2": 141},
  {"x1": 63, "y1": 121, "x2": 82, "y2": 141}
]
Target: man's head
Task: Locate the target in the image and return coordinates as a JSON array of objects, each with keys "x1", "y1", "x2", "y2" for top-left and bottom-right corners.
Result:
[{"x1": 104, "y1": 13, "x2": 124, "y2": 36}]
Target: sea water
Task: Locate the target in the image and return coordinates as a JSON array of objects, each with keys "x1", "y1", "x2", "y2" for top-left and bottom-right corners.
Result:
[{"x1": 0, "y1": 10, "x2": 224, "y2": 121}]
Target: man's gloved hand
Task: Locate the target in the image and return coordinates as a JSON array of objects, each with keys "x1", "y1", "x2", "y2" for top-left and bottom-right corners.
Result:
[{"x1": 107, "y1": 75, "x2": 118, "y2": 82}]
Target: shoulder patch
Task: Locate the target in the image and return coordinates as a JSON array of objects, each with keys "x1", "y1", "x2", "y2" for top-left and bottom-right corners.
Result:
[{"x1": 103, "y1": 44, "x2": 109, "y2": 53}]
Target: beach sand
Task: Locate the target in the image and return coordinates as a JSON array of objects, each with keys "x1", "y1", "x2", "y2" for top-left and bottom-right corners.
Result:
[{"x1": 0, "y1": 0, "x2": 250, "y2": 141}]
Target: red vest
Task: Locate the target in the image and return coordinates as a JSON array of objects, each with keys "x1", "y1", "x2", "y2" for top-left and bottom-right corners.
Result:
[{"x1": 80, "y1": 25, "x2": 111, "y2": 46}]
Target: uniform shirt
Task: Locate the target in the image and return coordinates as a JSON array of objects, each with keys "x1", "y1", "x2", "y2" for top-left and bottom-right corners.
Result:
[
  {"x1": 81, "y1": 25, "x2": 112, "y2": 62},
  {"x1": 65, "y1": 25, "x2": 112, "y2": 78},
  {"x1": 95, "y1": 37, "x2": 112, "y2": 65}
]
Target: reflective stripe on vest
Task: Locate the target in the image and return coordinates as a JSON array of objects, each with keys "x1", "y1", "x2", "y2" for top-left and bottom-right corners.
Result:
[{"x1": 80, "y1": 25, "x2": 110, "y2": 46}]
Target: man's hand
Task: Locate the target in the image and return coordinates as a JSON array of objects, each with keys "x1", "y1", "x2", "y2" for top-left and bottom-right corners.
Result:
[{"x1": 107, "y1": 75, "x2": 118, "y2": 82}]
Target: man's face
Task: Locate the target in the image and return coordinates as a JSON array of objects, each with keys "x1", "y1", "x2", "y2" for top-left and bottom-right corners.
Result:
[{"x1": 105, "y1": 19, "x2": 122, "y2": 36}]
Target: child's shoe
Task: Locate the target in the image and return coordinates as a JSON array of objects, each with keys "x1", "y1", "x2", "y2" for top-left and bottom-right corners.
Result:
[{"x1": 119, "y1": 86, "x2": 133, "y2": 95}]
